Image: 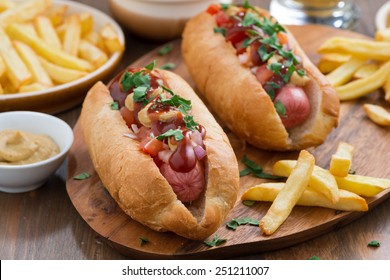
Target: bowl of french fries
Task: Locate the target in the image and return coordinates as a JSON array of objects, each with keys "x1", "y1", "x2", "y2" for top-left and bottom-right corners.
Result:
[
  {"x1": 375, "y1": 1, "x2": 390, "y2": 30},
  {"x1": 0, "y1": 0, "x2": 125, "y2": 113}
]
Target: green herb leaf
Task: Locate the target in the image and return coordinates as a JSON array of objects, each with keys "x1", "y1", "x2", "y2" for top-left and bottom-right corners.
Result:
[
  {"x1": 213, "y1": 27, "x2": 226, "y2": 36},
  {"x1": 241, "y1": 155, "x2": 282, "y2": 180},
  {"x1": 120, "y1": 70, "x2": 151, "y2": 92},
  {"x1": 258, "y1": 45, "x2": 274, "y2": 62},
  {"x1": 73, "y1": 172, "x2": 91, "y2": 180},
  {"x1": 145, "y1": 60, "x2": 156, "y2": 70},
  {"x1": 308, "y1": 256, "x2": 321, "y2": 260},
  {"x1": 158, "y1": 43, "x2": 173, "y2": 56},
  {"x1": 133, "y1": 86, "x2": 149, "y2": 105},
  {"x1": 110, "y1": 101, "x2": 119, "y2": 110},
  {"x1": 242, "y1": 12, "x2": 261, "y2": 27},
  {"x1": 267, "y1": 62, "x2": 282, "y2": 75},
  {"x1": 204, "y1": 235, "x2": 227, "y2": 247},
  {"x1": 243, "y1": 200, "x2": 255, "y2": 207},
  {"x1": 368, "y1": 240, "x2": 380, "y2": 247},
  {"x1": 183, "y1": 112, "x2": 199, "y2": 131},
  {"x1": 239, "y1": 167, "x2": 252, "y2": 177},
  {"x1": 156, "y1": 129, "x2": 184, "y2": 141},
  {"x1": 242, "y1": 0, "x2": 254, "y2": 10},
  {"x1": 221, "y1": 3, "x2": 230, "y2": 10},
  {"x1": 226, "y1": 217, "x2": 259, "y2": 230},
  {"x1": 275, "y1": 100, "x2": 286, "y2": 116},
  {"x1": 159, "y1": 62, "x2": 176, "y2": 70},
  {"x1": 139, "y1": 237, "x2": 149, "y2": 246}
]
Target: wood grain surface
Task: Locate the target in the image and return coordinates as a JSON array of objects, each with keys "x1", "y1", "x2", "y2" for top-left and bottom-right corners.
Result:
[{"x1": 66, "y1": 25, "x2": 390, "y2": 259}]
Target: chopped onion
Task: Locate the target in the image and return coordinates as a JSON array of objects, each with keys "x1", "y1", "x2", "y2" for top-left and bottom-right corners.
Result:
[
  {"x1": 190, "y1": 130, "x2": 203, "y2": 147},
  {"x1": 131, "y1": 124, "x2": 139, "y2": 134},
  {"x1": 251, "y1": 66, "x2": 258, "y2": 74},
  {"x1": 123, "y1": 133, "x2": 137, "y2": 139},
  {"x1": 238, "y1": 52, "x2": 249, "y2": 65},
  {"x1": 158, "y1": 149, "x2": 173, "y2": 163},
  {"x1": 193, "y1": 145, "x2": 207, "y2": 160}
]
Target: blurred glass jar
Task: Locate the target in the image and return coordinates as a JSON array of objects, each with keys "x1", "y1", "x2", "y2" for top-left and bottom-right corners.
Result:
[
  {"x1": 108, "y1": 0, "x2": 231, "y2": 41},
  {"x1": 269, "y1": 0, "x2": 360, "y2": 29}
]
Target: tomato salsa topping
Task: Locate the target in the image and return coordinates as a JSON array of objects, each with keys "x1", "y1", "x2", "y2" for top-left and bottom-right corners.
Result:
[
  {"x1": 208, "y1": 1, "x2": 311, "y2": 129},
  {"x1": 108, "y1": 61, "x2": 206, "y2": 202}
]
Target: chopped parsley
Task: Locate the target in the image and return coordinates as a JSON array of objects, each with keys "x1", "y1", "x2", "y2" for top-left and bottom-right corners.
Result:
[
  {"x1": 226, "y1": 217, "x2": 259, "y2": 230},
  {"x1": 242, "y1": 200, "x2": 256, "y2": 207},
  {"x1": 274, "y1": 100, "x2": 286, "y2": 116},
  {"x1": 242, "y1": 0, "x2": 254, "y2": 10},
  {"x1": 308, "y1": 256, "x2": 321, "y2": 260},
  {"x1": 204, "y1": 235, "x2": 227, "y2": 247},
  {"x1": 367, "y1": 240, "x2": 380, "y2": 247},
  {"x1": 73, "y1": 172, "x2": 91, "y2": 180},
  {"x1": 213, "y1": 27, "x2": 226, "y2": 36},
  {"x1": 240, "y1": 155, "x2": 282, "y2": 180},
  {"x1": 110, "y1": 101, "x2": 119, "y2": 110},
  {"x1": 159, "y1": 62, "x2": 176, "y2": 70},
  {"x1": 120, "y1": 70, "x2": 151, "y2": 92},
  {"x1": 139, "y1": 237, "x2": 149, "y2": 246},
  {"x1": 145, "y1": 60, "x2": 156, "y2": 70},
  {"x1": 158, "y1": 43, "x2": 173, "y2": 56},
  {"x1": 156, "y1": 129, "x2": 184, "y2": 141}
]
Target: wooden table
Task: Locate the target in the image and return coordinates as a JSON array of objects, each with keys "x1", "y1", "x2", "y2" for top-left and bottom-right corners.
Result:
[{"x1": 1, "y1": 0, "x2": 389, "y2": 260}]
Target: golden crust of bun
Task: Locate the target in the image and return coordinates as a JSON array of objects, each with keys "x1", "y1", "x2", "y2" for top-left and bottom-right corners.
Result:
[
  {"x1": 80, "y1": 69, "x2": 239, "y2": 240},
  {"x1": 182, "y1": 9, "x2": 339, "y2": 151}
]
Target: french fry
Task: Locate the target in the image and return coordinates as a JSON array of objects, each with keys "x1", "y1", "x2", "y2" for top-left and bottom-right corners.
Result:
[
  {"x1": 44, "y1": 4, "x2": 68, "y2": 27},
  {"x1": 0, "y1": 0, "x2": 15, "y2": 12},
  {"x1": 39, "y1": 57, "x2": 88, "y2": 84},
  {"x1": 329, "y1": 142, "x2": 354, "y2": 177},
  {"x1": 272, "y1": 160, "x2": 339, "y2": 204},
  {"x1": 335, "y1": 174, "x2": 390, "y2": 197},
  {"x1": 317, "y1": 53, "x2": 351, "y2": 74},
  {"x1": 84, "y1": 31, "x2": 107, "y2": 52},
  {"x1": 0, "y1": 83, "x2": 3, "y2": 94},
  {"x1": 384, "y1": 78, "x2": 390, "y2": 103},
  {"x1": 78, "y1": 39, "x2": 108, "y2": 69},
  {"x1": 19, "y1": 82, "x2": 46, "y2": 93},
  {"x1": 335, "y1": 60, "x2": 390, "y2": 101},
  {"x1": 35, "y1": 16, "x2": 62, "y2": 50},
  {"x1": 6, "y1": 23, "x2": 92, "y2": 71},
  {"x1": 326, "y1": 57, "x2": 366, "y2": 87},
  {"x1": 18, "y1": 23, "x2": 39, "y2": 37},
  {"x1": 375, "y1": 28, "x2": 390, "y2": 42},
  {"x1": 0, "y1": 0, "x2": 51, "y2": 27},
  {"x1": 100, "y1": 24, "x2": 124, "y2": 54},
  {"x1": 13, "y1": 41, "x2": 53, "y2": 88},
  {"x1": 363, "y1": 104, "x2": 390, "y2": 126},
  {"x1": 260, "y1": 150, "x2": 315, "y2": 235},
  {"x1": 79, "y1": 12, "x2": 93, "y2": 36},
  {"x1": 353, "y1": 63, "x2": 379, "y2": 79},
  {"x1": 242, "y1": 183, "x2": 368, "y2": 212},
  {"x1": 62, "y1": 15, "x2": 81, "y2": 56},
  {"x1": 0, "y1": 27, "x2": 32, "y2": 89},
  {"x1": 0, "y1": 55, "x2": 5, "y2": 77},
  {"x1": 318, "y1": 37, "x2": 390, "y2": 61}
]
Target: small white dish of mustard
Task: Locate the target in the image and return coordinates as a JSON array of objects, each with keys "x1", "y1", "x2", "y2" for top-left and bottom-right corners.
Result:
[{"x1": 0, "y1": 111, "x2": 73, "y2": 193}]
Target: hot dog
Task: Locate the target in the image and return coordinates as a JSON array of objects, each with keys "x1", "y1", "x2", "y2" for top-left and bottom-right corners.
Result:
[
  {"x1": 182, "y1": 2, "x2": 339, "y2": 151},
  {"x1": 80, "y1": 62, "x2": 239, "y2": 240}
]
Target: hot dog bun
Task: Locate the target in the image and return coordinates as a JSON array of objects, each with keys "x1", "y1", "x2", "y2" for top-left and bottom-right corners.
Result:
[
  {"x1": 80, "y1": 69, "x2": 239, "y2": 240},
  {"x1": 182, "y1": 6, "x2": 339, "y2": 151}
]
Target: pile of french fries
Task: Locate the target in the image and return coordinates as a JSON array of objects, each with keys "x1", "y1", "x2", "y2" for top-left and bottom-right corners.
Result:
[
  {"x1": 242, "y1": 142, "x2": 390, "y2": 235},
  {"x1": 0, "y1": 0, "x2": 123, "y2": 94},
  {"x1": 317, "y1": 28, "x2": 390, "y2": 127}
]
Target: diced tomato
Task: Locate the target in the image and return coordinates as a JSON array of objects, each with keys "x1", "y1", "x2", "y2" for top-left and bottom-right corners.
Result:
[
  {"x1": 140, "y1": 137, "x2": 164, "y2": 157},
  {"x1": 255, "y1": 64, "x2": 274, "y2": 86},
  {"x1": 234, "y1": 40, "x2": 247, "y2": 54},
  {"x1": 206, "y1": 4, "x2": 221, "y2": 15},
  {"x1": 249, "y1": 41, "x2": 261, "y2": 66},
  {"x1": 225, "y1": 26, "x2": 247, "y2": 45},
  {"x1": 136, "y1": 126, "x2": 152, "y2": 140},
  {"x1": 120, "y1": 107, "x2": 135, "y2": 127},
  {"x1": 215, "y1": 10, "x2": 231, "y2": 27}
]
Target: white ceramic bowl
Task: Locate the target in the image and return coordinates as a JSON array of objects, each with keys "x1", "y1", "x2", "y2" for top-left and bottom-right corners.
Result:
[
  {"x1": 375, "y1": 1, "x2": 390, "y2": 30},
  {"x1": 0, "y1": 111, "x2": 74, "y2": 193},
  {"x1": 108, "y1": 0, "x2": 229, "y2": 40},
  {"x1": 0, "y1": 0, "x2": 125, "y2": 114}
]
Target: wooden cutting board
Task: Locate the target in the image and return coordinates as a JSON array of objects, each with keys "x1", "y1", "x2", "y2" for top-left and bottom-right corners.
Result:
[{"x1": 66, "y1": 25, "x2": 390, "y2": 259}]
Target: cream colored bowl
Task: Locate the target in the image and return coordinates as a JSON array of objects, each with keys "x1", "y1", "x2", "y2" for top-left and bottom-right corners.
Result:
[
  {"x1": 108, "y1": 0, "x2": 223, "y2": 41},
  {"x1": 0, "y1": 0, "x2": 125, "y2": 114},
  {"x1": 376, "y1": 1, "x2": 390, "y2": 30},
  {"x1": 0, "y1": 111, "x2": 74, "y2": 193}
]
